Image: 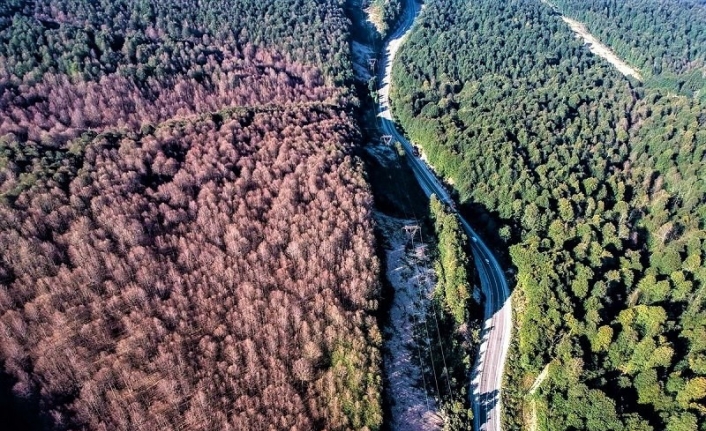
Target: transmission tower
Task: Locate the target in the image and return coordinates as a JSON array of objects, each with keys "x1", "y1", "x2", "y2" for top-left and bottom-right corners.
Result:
[{"x1": 403, "y1": 224, "x2": 421, "y2": 244}]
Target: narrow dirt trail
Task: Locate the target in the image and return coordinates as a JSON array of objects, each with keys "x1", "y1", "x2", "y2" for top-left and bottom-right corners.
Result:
[
  {"x1": 561, "y1": 16, "x2": 642, "y2": 80},
  {"x1": 528, "y1": 364, "x2": 550, "y2": 395},
  {"x1": 541, "y1": 0, "x2": 642, "y2": 80}
]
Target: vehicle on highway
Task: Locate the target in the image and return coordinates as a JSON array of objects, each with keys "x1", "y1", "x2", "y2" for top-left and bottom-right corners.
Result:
[{"x1": 377, "y1": 3, "x2": 512, "y2": 428}]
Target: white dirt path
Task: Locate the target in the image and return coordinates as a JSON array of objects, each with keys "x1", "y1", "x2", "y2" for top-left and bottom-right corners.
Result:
[
  {"x1": 541, "y1": 0, "x2": 642, "y2": 80},
  {"x1": 527, "y1": 363, "x2": 551, "y2": 431},
  {"x1": 528, "y1": 363, "x2": 550, "y2": 395},
  {"x1": 561, "y1": 16, "x2": 642, "y2": 81}
]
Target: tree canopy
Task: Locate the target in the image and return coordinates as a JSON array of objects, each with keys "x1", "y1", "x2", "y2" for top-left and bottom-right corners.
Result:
[
  {"x1": 390, "y1": 0, "x2": 706, "y2": 429},
  {"x1": 550, "y1": 0, "x2": 706, "y2": 97},
  {"x1": 0, "y1": 0, "x2": 384, "y2": 429}
]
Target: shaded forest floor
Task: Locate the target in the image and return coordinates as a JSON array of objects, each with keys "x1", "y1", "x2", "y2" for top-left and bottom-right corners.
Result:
[{"x1": 360, "y1": 135, "x2": 443, "y2": 429}]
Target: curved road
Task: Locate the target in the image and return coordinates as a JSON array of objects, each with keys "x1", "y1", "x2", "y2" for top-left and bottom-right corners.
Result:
[{"x1": 373, "y1": 1, "x2": 513, "y2": 430}]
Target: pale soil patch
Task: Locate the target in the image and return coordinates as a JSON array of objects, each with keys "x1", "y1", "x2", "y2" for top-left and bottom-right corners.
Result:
[
  {"x1": 528, "y1": 399, "x2": 538, "y2": 431},
  {"x1": 541, "y1": 0, "x2": 642, "y2": 80},
  {"x1": 561, "y1": 16, "x2": 643, "y2": 81},
  {"x1": 364, "y1": 142, "x2": 398, "y2": 167},
  {"x1": 376, "y1": 213, "x2": 443, "y2": 431},
  {"x1": 526, "y1": 363, "x2": 551, "y2": 431}
]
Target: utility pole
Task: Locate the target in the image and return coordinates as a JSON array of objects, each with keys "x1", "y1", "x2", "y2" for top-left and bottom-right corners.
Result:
[
  {"x1": 403, "y1": 224, "x2": 421, "y2": 244},
  {"x1": 368, "y1": 58, "x2": 377, "y2": 73}
]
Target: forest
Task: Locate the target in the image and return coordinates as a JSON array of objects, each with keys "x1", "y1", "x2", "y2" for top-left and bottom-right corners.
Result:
[
  {"x1": 429, "y1": 195, "x2": 479, "y2": 426},
  {"x1": 391, "y1": 0, "x2": 706, "y2": 429},
  {"x1": 0, "y1": 0, "x2": 354, "y2": 85},
  {"x1": 549, "y1": 0, "x2": 706, "y2": 97},
  {"x1": 430, "y1": 195, "x2": 473, "y2": 327},
  {"x1": 0, "y1": 0, "x2": 384, "y2": 430}
]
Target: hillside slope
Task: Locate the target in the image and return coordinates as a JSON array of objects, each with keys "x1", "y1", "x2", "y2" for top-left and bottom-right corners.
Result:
[
  {"x1": 0, "y1": 1, "x2": 383, "y2": 429},
  {"x1": 390, "y1": 0, "x2": 706, "y2": 429}
]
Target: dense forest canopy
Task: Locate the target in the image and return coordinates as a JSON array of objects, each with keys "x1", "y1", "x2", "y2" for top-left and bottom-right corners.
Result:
[
  {"x1": 0, "y1": 105, "x2": 382, "y2": 431},
  {"x1": 391, "y1": 0, "x2": 706, "y2": 429},
  {"x1": 0, "y1": 0, "x2": 355, "y2": 151},
  {"x1": 0, "y1": 0, "x2": 384, "y2": 430},
  {"x1": 0, "y1": 0, "x2": 354, "y2": 84},
  {"x1": 549, "y1": 0, "x2": 706, "y2": 97}
]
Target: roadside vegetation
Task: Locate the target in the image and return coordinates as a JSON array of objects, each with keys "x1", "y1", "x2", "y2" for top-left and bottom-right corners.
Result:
[
  {"x1": 428, "y1": 195, "x2": 480, "y2": 429},
  {"x1": 366, "y1": 0, "x2": 405, "y2": 40},
  {"x1": 390, "y1": 0, "x2": 706, "y2": 429},
  {"x1": 429, "y1": 195, "x2": 473, "y2": 326}
]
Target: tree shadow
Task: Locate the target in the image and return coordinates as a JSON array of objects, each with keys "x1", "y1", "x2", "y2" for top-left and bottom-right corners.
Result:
[
  {"x1": 0, "y1": 371, "x2": 48, "y2": 431},
  {"x1": 460, "y1": 201, "x2": 512, "y2": 267},
  {"x1": 469, "y1": 387, "x2": 500, "y2": 430}
]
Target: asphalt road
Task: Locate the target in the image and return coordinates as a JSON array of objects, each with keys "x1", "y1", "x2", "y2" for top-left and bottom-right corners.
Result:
[{"x1": 374, "y1": 1, "x2": 513, "y2": 430}]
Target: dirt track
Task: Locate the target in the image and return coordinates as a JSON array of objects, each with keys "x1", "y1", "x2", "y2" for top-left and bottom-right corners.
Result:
[{"x1": 561, "y1": 16, "x2": 642, "y2": 80}]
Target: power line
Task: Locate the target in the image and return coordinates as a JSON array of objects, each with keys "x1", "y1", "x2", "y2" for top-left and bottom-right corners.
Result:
[
  {"x1": 409, "y1": 302, "x2": 432, "y2": 412},
  {"x1": 428, "y1": 277, "x2": 454, "y2": 397},
  {"x1": 417, "y1": 228, "x2": 453, "y2": 397},
  {"x1": 408, "y1": 228, "x2": 442, "y2": 398},
  {"x1": 375, "y1": 34, "x2": 455, "y2": 410}
]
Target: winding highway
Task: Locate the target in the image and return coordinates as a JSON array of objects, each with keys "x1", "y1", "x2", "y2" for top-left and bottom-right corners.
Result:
[{"x1": 374, "y1": 1, "x2": 513, "y2": 430}]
